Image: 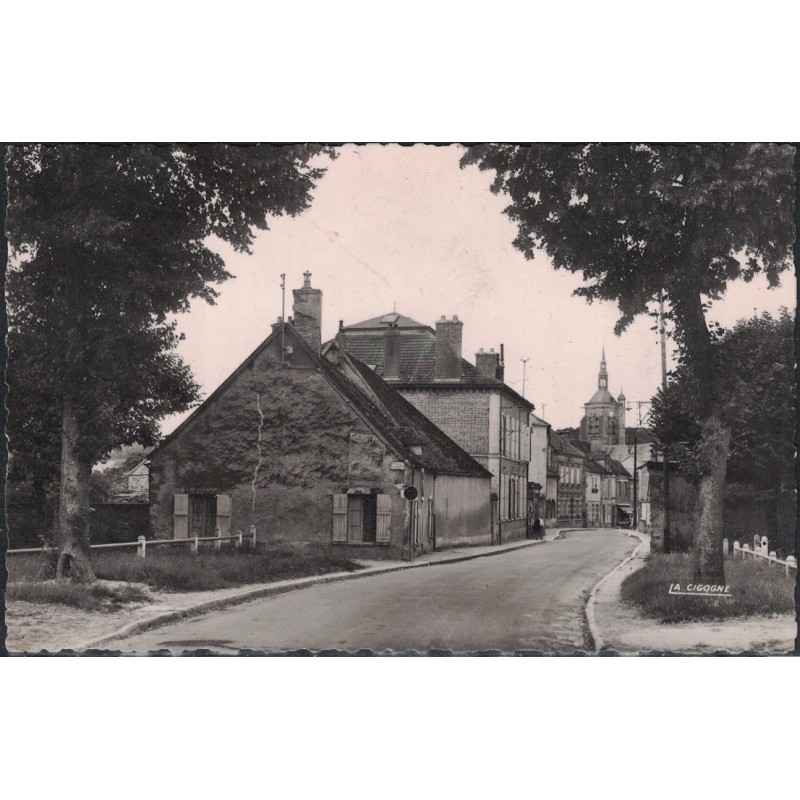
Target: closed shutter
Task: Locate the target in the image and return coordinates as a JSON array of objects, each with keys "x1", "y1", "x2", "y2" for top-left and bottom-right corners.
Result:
[
  {"x1": 216, "y1": 494, "x2": 232, "y2": 537},
  {"x1": 376, "y1": 494, "x2": 392, "y2": 544},
  {"x1": 173, "y1": 494, "x2": 189, "y2": 539},
  {"x1": 332, "y1": 494, "x2": 348, "y2": 543}
]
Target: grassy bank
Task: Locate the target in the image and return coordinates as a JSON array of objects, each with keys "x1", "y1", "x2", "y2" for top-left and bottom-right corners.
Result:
[
  {"x1": 7, "y1": 543, "x2": 363, "y2": 599},
  {"x1": 620, "y1": 552, "x2": 796, "y2": 623},
  {"x1": 6, "y1": 580, "x2": 150, "y2": 611}
]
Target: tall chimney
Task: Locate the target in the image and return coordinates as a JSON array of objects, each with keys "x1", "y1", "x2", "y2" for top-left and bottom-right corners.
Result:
[
  {"x1": 475, "y1": 347, "x2": 500, "y2": 379},
  {"x1": 497, "y1": 343, "x2": 505, "y2": 382},
  {"x1": 435, "y1": 315, "x2": 463, "y2": 381},
  {"x1": 383, "y1": 322, "x2": 401, "y2": 380},
  {"x1": 292, "y1": 271, "x2": 322, "y2": 352},
  {"x1": 335, "y1": 320, "x2": 347, "y2": 352}
]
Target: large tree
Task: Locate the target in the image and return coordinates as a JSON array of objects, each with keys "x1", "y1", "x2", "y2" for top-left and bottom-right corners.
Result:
[
  {"x1": 650, "y1": 309, "x2": 795, "y2": 551},
  {"x1": 461, "y1": 143, "x2": 795, "y2": 581},
  {"x1": 5, "y1": 143, "x2": 332, "y2": 581}
]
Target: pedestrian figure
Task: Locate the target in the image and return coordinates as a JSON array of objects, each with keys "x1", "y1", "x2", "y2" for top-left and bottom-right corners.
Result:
[{"x1": 532, "y1": 516, "x2": 543, "y2": 540}]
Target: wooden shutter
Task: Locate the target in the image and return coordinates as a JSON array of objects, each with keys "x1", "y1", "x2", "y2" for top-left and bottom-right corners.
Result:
[
  {"x1": 376, "y1": 494, "x2": 392, "y2": 544},
  {"x1": 332, "y1": 494, "x2": 348, "y2": 543},
  {"x1": 216, "y1": 494, "x2": 232, "y2": 537},
  {"x1": 173, "y1": 494, "x2": 189, "y2": 539}
]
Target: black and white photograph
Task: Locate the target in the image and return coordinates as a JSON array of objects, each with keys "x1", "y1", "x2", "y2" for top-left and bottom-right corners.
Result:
[{"x1": 2, "y1": 142, "x2": 796, "y2": 656}]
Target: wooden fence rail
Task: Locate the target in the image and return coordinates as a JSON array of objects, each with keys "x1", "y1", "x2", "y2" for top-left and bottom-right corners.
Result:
[
  {"x1": 724, "y1": 536, "x2": 797, "y2": 577},
  {"x1": 6, "y1": 524, "x2": 258, "y2": 559}
]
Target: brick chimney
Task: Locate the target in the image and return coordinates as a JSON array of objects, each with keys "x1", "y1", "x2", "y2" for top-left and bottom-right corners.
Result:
[
  {"x1": 292, "y1": 271, "x2": 322, "y2": 352},
  {"x1": 475, "y1": 347, "x2": 500, "y2": 379},
  {"x1": 334, "y1": 320, "x2": 347, "y2": 353},
  {"x1": 383, "y1": 322, "x2": 401, "y2": 380},
  {"x1": 435, "y1": 315, "x2": 463, "y2": 381}
]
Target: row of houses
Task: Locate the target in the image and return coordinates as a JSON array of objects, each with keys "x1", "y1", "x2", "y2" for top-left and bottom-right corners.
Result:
[{"x1": 137, "y1": 274, "x2": 652, "y2": 559}]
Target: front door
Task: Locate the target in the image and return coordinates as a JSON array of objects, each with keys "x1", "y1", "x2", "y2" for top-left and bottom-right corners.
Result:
[
  {"x1": 189, "y1": 494, "x2": 217, "y2": 538},
  {"x1": 348, "y1": 495, "x2": 364, "y2": 542}
]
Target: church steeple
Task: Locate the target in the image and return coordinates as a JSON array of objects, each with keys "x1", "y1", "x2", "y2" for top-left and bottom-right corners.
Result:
[{"x1": 598, "y1": 348, "x2": 608, "y2": 390}]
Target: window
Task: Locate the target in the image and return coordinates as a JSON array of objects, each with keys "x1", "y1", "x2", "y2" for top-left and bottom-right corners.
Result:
[{"x1": 588, "y1": 416, "x2": 600, "y2": 436}]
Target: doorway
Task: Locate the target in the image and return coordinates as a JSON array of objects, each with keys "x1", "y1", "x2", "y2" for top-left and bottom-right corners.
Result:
[
  {"x1": 347, "y1": 493, "x2": 378, "y2": 543},
  {"x1": 189, "y1": 494, "x2": 217, "y2": 538}
]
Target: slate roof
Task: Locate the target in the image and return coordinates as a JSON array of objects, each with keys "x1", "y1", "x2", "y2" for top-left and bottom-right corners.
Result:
[
  {"x1": 344, "y1": 312, "x2": 433, "y2": 332},
  {"x1": 606, "y1": 458, "x2": 632, "y2": 477},
  {"x1": 549, "y1": 430, "x2": 586, "y2": 458},
  {"x1": 339, "y1": 317, "x2": 534, "y2": 410},
  {"x1": 586, "y1": 387, "x2": 617, "y2": 405},
  {"x1": 151, "y1": 323, "x2": 491, "y2": 480},
  {"x1": 340, "y1": 351, "x2": 492, "y2": 479}
]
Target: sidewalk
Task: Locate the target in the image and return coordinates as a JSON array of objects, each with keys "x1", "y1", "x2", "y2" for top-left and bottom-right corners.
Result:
[
  {"x1": 590, "y1": 534, "x2": 796, "y2": 654},
  {"x1": 7, "y1": 529, "x2": 569, "y2": 653}
]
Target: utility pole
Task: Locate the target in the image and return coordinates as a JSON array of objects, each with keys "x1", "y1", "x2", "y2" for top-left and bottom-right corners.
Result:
[
  {"x1": 659, "y1": 290, "x2": 671, "y2": 553},
  {"x1": 280, "y1": 273, "x2": 286, "y2": 366},
  {"x1": 520, "y1": 357, "x2": 529, "y2": 399}
]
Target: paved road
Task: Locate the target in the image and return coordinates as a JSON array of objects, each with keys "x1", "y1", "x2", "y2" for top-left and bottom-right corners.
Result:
[{"x1": 108, "y1": 529, "x2": 637, "y2": 653}]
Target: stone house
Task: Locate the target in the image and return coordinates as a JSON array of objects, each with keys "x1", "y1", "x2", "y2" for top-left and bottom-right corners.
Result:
[
  {"x1": 148, "y1": 275, "x2": 492, "y2": 560},
  {"x1": 337, "y1": 312, "x2": 535, "y2": 543}
]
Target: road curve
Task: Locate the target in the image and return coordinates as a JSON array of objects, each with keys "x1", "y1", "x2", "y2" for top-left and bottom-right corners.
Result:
[{"x1": 107, "y1": 529, "x2": 637, "y2": 653}]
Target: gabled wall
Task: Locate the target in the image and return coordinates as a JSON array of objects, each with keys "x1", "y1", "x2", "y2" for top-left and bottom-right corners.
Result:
[{"x1": 149, "y1": 333, "x2": 410, "y2": 557}]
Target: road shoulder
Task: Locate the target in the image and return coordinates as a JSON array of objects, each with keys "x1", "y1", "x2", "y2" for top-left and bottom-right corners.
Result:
[{"x1": 590, "y1": 534, "x2": 796, "y2": 654}]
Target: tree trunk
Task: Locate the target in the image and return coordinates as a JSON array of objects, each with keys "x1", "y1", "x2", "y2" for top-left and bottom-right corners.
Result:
[
  {"x1": 671, "y1": 285, "x2": 731, "y2": 582},
  {"x1": 692, "y1": 408, "x2": 731, "y2": 582},
  {"x1": 56, "y1": 394, "x2": 95, "y2": 582}
]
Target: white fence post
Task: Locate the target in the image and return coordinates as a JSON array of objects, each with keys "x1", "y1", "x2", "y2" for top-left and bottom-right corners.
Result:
[
  {"x1": 769, "y1": 550, "x2": 777, "y2": 566},
  {"x1": 215, "y1": 525, "x2": 222, "y2": 551},
  {"x1": 753, "y1": 534, "x2": 760, "y2": 552},
  {"x1": 193, "y1": 535, "x2": 199, "y2": 554},
  {"x1": 733, "y1": 541, "x2": 740, "y2": 559},
  {"x1": 137, "y1": 536, "x2": 146, "y2": 558},
  {"x1": 722, "y1": 538, "x2": 729, "y2": 558},
  {"x1": 237, "y1": 529, "x2": 243, "y2": 548},
  {"x1": 743, "y1": 543, "x2": 751, "y2": 559},
  {"x1": 250, "y1": 524, "x2": 256, "y2": 547},
  {"x1": 760, "y1": 536, "x2": 769, "y2": 556},
  {"x1": 786, "y1": 555, "x2": 797, "y2": 577}
]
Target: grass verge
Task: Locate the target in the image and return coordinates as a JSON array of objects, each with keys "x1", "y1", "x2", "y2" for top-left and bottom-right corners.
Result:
[
  {"x1": 7, "y1": 543, "x2": 363, "y2": 593},
  {"x1": 6, "y1": 581, "x2": 150, "y2": 612},
  {"x1": 620, "y1": 552, "x2": 796, "y2": 623}
]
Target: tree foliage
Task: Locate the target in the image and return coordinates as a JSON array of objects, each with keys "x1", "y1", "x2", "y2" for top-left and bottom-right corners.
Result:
[
  {"x1": 5, "y1": 143, "x2": 332, "y2": 577},
  {"x1": 6, "y1": 143, "x2": 331, "y2": 474},
  {"x1": 651, "y1": 309, "x2": 795, "y2": 487},
  {"x1": 461, "y1": 143, "x2": 793, "y2": 369}
]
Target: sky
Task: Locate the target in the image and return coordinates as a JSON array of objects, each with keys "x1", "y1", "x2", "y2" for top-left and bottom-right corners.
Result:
[{"x1": 161, "y1": 144, "x2": 796, "y2": 435}]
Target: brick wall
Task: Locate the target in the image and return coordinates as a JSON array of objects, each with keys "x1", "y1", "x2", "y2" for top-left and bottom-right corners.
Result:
[{"x1": 399, "y1": 389, "x2": 491, "y2": 455}]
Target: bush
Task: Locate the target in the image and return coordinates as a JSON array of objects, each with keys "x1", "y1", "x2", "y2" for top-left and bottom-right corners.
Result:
[{"x1": 620, "y1": 552, "x2": 796, "y2": 623}]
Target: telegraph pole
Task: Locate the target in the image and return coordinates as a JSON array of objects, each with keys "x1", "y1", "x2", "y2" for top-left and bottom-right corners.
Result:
[
  {"x1": 280, "y1": 273, "x2": 286, "y2": 366},
  {"x1": 520, "y1": 357, "x2": 529, "y2": 399},
  {"x1": 659, "y1": 291, "x2": 671, "y2": 553}
]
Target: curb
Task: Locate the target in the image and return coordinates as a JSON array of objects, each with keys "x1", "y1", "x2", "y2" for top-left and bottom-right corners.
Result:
[
  {"x1": 585, "y1": 530, "x2": 648, "y2": 652},
  {"x1": 80, "y1": 533, "x2": 568, "y2": 650}
]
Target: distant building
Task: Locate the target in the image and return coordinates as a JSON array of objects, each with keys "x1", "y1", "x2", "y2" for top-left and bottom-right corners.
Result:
[
  {"x1": 579, "y1": 350, "x2": 626, "y2": 453},
  {"x1": 549, "y1": 430, "x2": 586, "y2": 527}
]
